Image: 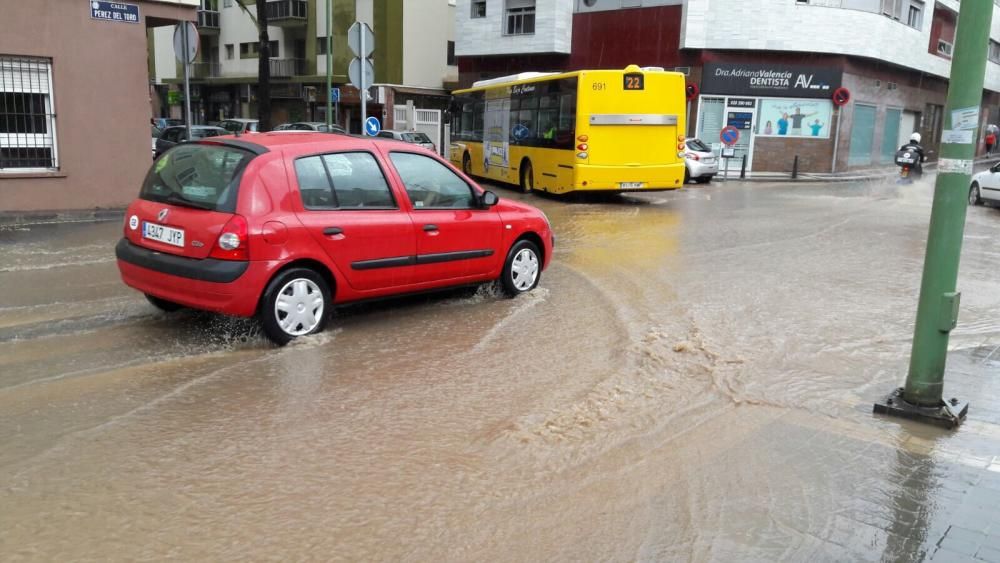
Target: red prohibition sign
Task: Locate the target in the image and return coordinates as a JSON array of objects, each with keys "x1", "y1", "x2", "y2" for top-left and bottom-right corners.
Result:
[
  {"x1": 720, "y1": 125, "x2": 740, "y2": 146},
  {"x1": 832, "y1": 87, "x2": 851, "y2": 107},
  {"x1": 686, "y1": 82, "x2": 699, "y2": 101}
]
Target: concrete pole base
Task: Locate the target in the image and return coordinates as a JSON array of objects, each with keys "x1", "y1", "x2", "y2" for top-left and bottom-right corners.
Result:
[{"x1": 873, "y1": 387, "x2": 968, "y2": 430}]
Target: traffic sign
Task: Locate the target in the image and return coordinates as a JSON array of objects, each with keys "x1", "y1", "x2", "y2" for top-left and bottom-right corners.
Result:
[
  {"x1": 330, "y1": 87, "x2": 340, "y2": 103},
  {"x1": 172, "y1": 22, "x2": 199, "y2": 64},
  {"x1": 364, "y1": 116, "x2": 381, "y2": 136},
  {"x1": 348, "y1": 58, "x2": 374, "y2": 92},
  {"x1": 720, "y1": 125, "x2": 740, "y2": 146},
  {"x1": 348, "y1": 22, "x2": 375, "y2": 58}
]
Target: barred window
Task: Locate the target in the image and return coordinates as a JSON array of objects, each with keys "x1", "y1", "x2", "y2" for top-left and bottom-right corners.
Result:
[
  {"x1": 0, "y1": 56, "x2": 58, "y2": 171},
  {"x1": 504, "y1": 0, "x2": 535, "y2": 35}
]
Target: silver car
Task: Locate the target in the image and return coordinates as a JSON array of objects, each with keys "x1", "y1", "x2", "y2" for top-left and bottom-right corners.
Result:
[
  {"x1": 288, "y1": 121, "x2": 347, "y2": 134},
  {"x1": 684, "y1": 138, "x2": 718, "y2": 184},
  {"x1": 377, "y1": 130, "x2": 436, "y2": 152}
]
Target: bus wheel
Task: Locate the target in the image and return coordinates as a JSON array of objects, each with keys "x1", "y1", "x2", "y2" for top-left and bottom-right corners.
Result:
[
  {"x1": 520, "y1": 160, "x2": 534, "y2": 194},
  {"x1": 463, "y1": 152, "x2": 472, "y2": 176}
]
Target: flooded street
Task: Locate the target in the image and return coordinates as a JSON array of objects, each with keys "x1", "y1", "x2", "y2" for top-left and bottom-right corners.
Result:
[{"x1": 3, "y1": 178, "x2": 1000, "y2": 561}]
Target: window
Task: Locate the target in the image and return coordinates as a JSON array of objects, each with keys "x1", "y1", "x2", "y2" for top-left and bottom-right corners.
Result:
[
  {"x1": 294, "y1": 152, "x2": 395, "y2": 209},
  {"x1": 937, "y1": 39, "x2": 953, "y2": 58},
  {"x1": 990, "y1": 40, "x2": 1000, "y2": 64},
  {"x1": 140, "y1": 145, "x2": 251, "y2": 213},
  {"x1": 505, "y1": 0, "x2": 535, "y2": 35},
  {"x1": 239, "y1": 41, "x2": 278, "y2": 59},
  {"x1": 447, "y1": 41, "x2": 455, "y2": 66},
  {"x1": 471, "y1": 0, "x2": 486, "y2": 18},
  {"x1": 225, "y1": 44, "x2": 234, "y2": 60},
  {"x1": 389, "y1": 152, "x2": 477, "y2": 209},
  {"x1": 224, "y1": 0, "x2": 232, "y2": 6},
  {"x1": 317, "y1": 38, "x2": 329, "y2": 55},
  {"x1": 0, "y1": 56, "x2": 58, "y2": 171},
  {"x1": 906, "y1": 1, "x2": 922, "y2": 28}
]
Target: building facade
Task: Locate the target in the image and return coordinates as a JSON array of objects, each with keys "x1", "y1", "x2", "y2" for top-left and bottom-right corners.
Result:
[
  {"x1": 454, "y1": 0, "x2": 1000, "y2": 173},
  {"x1": 1, "y1": 0, "x2": 197, "y2": 213},
  {"x1": 151, "y1": 0, "x2": 459, "y2": 135}
]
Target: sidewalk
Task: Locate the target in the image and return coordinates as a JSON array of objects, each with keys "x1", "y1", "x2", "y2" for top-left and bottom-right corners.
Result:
[{"x1": 726, "y1": 154, "x2": 1000, "y2": 183}]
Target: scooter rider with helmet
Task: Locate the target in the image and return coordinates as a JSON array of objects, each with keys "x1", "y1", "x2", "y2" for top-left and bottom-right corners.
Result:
[{"x1": 897, "y1": 132, "x2": 926, "y2": 178}]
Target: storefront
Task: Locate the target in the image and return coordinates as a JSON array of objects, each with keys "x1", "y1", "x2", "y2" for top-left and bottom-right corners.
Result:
[{"x1": 695, "y1": 62, "x2": 843, "y2": 174}]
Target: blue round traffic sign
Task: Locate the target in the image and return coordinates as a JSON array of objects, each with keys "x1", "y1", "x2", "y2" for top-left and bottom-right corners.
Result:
[
  {"x1": 364, "y1": 116, "x2": 381, "y2": 136},
  {"x1": 720, "y1": 125, "x2": 740, "y2": 146}
]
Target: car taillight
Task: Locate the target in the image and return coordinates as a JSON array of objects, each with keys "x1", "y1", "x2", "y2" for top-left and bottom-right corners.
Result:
[
  {"x1": 210, "y1": 214, "x2": 249, "y2": 261},
  {"x1": 686, "y1": 152, "x2": 700, "y2": 161}
]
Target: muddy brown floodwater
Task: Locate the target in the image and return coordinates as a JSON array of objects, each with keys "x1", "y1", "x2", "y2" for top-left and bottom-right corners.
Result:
[{"x1": 3, "y1": 178, "x2": 1000, "y2": 562}]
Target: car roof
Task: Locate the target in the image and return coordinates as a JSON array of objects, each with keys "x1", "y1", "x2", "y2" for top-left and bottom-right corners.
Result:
[
  {"x1": 200, "y1": 131, "x2": 432, "y2": 155},
  {"x1": 166, "y1": 125, "x2": 225, "y2": 130},
  {"x1": 222, "y1": 118, "x2": 259, "y2": 123}
]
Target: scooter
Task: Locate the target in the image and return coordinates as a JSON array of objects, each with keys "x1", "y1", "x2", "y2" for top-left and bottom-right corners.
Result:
[{"x1": 895, "y1": 149, "x2": 931, "y2": 184}]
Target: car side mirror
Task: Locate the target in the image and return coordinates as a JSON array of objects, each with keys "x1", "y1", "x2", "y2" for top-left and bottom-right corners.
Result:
[{"x1": 480, "y1": 191, "x2": 499, "y2": 208}]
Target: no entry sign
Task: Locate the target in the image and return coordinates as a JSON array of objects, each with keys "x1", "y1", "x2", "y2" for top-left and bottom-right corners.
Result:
[{"x1": 720, "y1": 125, "x2": 740, "y2": 146}]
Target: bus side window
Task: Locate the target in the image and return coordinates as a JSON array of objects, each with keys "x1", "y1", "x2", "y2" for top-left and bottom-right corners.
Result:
[{"x1": 539, "y1": 94, "x2": 559, "y2": 144}]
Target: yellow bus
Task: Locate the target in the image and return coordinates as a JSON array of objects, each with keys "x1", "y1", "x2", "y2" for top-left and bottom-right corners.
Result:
[{"x1": 448, "y1": 65, "x2": 688, "y2": 195}]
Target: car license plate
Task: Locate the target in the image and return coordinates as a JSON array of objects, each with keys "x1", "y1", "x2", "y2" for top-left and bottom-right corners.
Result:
[
  {"x1": 619, "y1": 182, "x2": 644, "y2": 189},
  {"x1": 704, "y1": 158, "x2": 716, "y2": 164},
  {"x1": 143, "y1": 222, "x2": 185, "y2": 247}
]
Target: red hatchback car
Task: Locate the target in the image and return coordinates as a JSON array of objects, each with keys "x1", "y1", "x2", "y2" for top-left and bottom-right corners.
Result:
[{"x1": 116, "y1": 132, "x2": 554, "y2": 344}]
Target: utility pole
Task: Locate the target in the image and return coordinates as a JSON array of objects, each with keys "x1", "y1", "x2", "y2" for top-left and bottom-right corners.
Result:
[
  {"x1": 325, "y1": 0, "x2": 332, "y2": 128},
  {"x1": 873, "y1": 0, "x2": 992, "y2": 428}
]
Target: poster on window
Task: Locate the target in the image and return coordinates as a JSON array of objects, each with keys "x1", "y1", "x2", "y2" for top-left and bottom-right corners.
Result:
[
  {"x1": 483, "y1": 97, "x2": 510, "y2": 173},
  {"x1": 756, "y1": 98, "x2": 833, "y2": 139}
]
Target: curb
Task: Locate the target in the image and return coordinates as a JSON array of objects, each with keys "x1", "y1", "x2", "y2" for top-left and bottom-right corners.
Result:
[{"x1": 0, "y1": 208, "x2": 125, "y2": 228}]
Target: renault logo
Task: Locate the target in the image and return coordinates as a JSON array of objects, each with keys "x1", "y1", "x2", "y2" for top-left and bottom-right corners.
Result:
[{"x1": 158, "y1": 209, "x2": 169, "y2": 222}]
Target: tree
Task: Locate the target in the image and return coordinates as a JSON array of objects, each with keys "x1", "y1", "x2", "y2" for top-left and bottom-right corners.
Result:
[{"x1": 234, "y1": 0, "x2": 272, "y2": 131}]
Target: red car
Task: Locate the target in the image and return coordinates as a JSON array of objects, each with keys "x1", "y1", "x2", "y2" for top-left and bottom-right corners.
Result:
[{"x1": 116, "y1": 132, "x2": 553, "y2": 344}]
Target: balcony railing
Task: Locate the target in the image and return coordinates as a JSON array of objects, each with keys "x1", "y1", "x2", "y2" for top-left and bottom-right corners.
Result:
[
  {"x1": 266, "y1": 0, "x2": 308, "y2": 26},
  {"x1": 196, "y1": 9, "x2": 220, "y2": 32},
  {"x1": 192, "y1": 62, "x2": 222, "y2": 79},
  {"x1": 268, "y1": 58, "x2": 306, "y2": 77}
]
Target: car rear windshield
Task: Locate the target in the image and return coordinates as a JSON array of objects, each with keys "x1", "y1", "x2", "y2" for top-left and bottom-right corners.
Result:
[
  {"x1": 687, "y1": 139, "x2": 711, "y2": 152},
  {"x1": 139, "y1": 144, "x2": 252, "y2": 213},
  {"x1": 402, "y1": 133, "x2": 432, "y2": 143}
]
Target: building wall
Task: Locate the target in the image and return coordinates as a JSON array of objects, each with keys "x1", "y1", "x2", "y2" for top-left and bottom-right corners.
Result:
[
  {"x1": 1, "y1": 0, "x2": 194, "y2": 212},
  {"x1": 401, "y1": 0, "x2": 458, "y2": 87},
  {"x1": 454, "y1": 0, "x2": 574, "y2": 56}
]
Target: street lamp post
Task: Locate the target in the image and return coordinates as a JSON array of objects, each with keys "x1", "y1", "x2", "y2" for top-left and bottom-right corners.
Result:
[{"x1": 874, "y1": 0, "x2": 992, "y2": 428}]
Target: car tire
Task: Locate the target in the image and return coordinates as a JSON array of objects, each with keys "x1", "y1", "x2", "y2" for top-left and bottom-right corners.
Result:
[
  {"x1": 520, "y1": 160, "x2": 534, "y2": 194},
  {"x1": 684, "y1": 168, "x2": 691, "y2": 184},
  {"x1": 970, "y1": 183, "x2": 983, "y2": 206},
  {"x1": 259, "y1": 268, "x2": 331, "y2": 346},
  {"x1": 695, "y1": 176, "x2": 712, "y2": 184},
  {"x1": 145, "y1": 294, "x2": 183, "y2": 312},
  {"x1": 500, "y1": 239, "x2": 541, "y2": 297},
  {"x1": 463, "y1": 152, "x2": 472, "y2": 176}
]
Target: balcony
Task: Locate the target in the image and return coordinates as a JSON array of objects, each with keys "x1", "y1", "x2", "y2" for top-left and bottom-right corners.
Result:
[
  {"x1": 197, "y1": 9, "x2": 220, "y2": 34},
  {"x1": 191, "y1": 62, "x2": 222, "y2": 79},
  {"x1": 268, "y1": 58, "x2": 306, "y2": 77},
  {"x1": 266, "y1": 0, "x2": 308, "y2": 28}
]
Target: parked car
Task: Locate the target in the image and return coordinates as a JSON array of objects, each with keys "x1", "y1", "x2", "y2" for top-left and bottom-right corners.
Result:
[
  {"x1": 116, "y1": 132, "x2": 554, "y2": 345},
  {"x1": 377, "y1": 130, "x2": 436, "y2": 152},
  {"x1": 272, "y1": 123, "x2": 294, "y2": 131},
  {"x1": 151, "y1": 126, "x2": 161, "y2": 159},
  {"x1": 152, "y1": 117, "x2": 183, "y2": 129},
  {"x1": 969, "y1": 162, "x2": 1000, "y2": 206},
  {"x1": 288, "y1": 121, "x2": 347, "y2": 134},
  {"x1": 219, "y1": 118, "x2": 260, "y2": 134},
  {"x1": 154, "y1": 125, "x2": 227, "y2": 158},
  {"x1": 683, "y1": 138, "x2": 718, "y2": 184}
]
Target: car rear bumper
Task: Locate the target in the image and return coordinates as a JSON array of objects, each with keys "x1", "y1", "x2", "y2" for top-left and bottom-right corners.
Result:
[
  {"x1": 687, "y1": 160, "x2": 719, "y2": 178},
  {"x1": 116, "y1": 238, "x2": 269, "y2": 317}
]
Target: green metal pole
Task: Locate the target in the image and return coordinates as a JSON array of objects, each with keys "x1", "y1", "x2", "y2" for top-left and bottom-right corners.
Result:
[
  {"x1": 325, "y1": 0, "x2": 332, "y2": 127},
  {"x1": 904, "y1": 1, "x2": 991, "y2": 406}
]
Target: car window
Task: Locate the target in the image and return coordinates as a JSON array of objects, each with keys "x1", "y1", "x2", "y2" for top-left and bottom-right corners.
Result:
[
  {"x1": 248, "y1": 122, "x2": 259, "y2": 132},
  {"x1": 295, "y1": 152, "x2": 396, "y2": 210},
  {"x1": 221, "y1": 121, "x2": 242, "y2": 133},
  {"x1": 140, "y1": 144, "x2": 253, "y2": 213},
  {"x1": 164, "y1": 128, "x2": 183, "y2": 142},
  {"x1": 402, "y1": 133, "x2": 432, "y2": 144},
  {"x1": 687, "y1": 139, "x2": 711, "y2": 152},
  {"x1": 152, "y1": 126, "x2": 161, "y2": 138},
  {"x1": 377, "y1": 131, "x2": 393, "y2": 139},
  {"x1": 389, "y1": 152, "x2": 476, "y2": 209}
]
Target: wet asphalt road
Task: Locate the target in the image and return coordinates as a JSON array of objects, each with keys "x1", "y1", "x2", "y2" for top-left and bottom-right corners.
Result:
[{"x1": 2, "y1": 177, "x2": 1000, "y2": 561}]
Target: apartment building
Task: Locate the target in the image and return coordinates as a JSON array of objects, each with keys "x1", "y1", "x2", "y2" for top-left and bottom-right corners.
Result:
[
  {"x1": 151, "y1": 0, "x2": 458, "y2": 134},
  {"x1": 1, "y1": 0, "x2": 197, "y2": 213},
  {"x1": 454, "y1": 0, "x2": 1000, "y2": 173}
]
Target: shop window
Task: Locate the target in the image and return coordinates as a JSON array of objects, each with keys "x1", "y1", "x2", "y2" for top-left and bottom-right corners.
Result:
[
  {"x1": 505, "y1": 0, "x2": 535, "y2": 35},
  {"x1": 0, "y1": 55, "x2": 58, "y2": 171},
  {"x1": 471, "y1": 0, "x2": 486, "y2": 18}
]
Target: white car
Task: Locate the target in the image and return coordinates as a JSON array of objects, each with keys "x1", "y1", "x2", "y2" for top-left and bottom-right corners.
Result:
[
  {"x1": 684, "y1": 138, "x2": 718, "y2": 184},
  {"x1": 969, "y1": 163, "x2": 1000, "y2": 206}
]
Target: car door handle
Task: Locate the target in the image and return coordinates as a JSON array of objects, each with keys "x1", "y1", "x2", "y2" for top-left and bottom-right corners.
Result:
[
  {"x1": 323, "y1": 227, "x2": 343, "y2": 236},
  {"x1": 423, "y1": 224, "x2": 439, "y2": 232}
]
